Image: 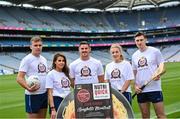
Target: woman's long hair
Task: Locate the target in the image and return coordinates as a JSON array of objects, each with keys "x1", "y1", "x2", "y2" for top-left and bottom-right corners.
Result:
[{"x1": 52, "y1": 53, "x2": 70, "y2": 79}]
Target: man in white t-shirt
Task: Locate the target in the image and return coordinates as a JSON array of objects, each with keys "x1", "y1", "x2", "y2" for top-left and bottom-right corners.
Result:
[
  {"x1": 69, "y1": 41, "x2": 104, "y2": 87},
  {"x1": 17, "y1": 36, "x2": 48, "y2": 119},
  {"x1": 132, "y1": 32, "x2": 166, "y2": 119}
]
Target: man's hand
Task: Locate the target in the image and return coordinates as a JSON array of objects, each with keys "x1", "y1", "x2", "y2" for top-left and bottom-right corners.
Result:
[
  {"x1": 152, "y1": 75, "x2": 161, "y2": 81},
  {"x1": 134, "y1": 84, "x2": 142, "y2": 94},
  {"x1": 151, "y1": 63, "x2": 166, "y2": 81},
  {"x1": 27, "y1": 84, "x2": 40, "y2": 92}
]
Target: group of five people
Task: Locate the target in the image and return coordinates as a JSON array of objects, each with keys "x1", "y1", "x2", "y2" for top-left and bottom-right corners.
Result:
[{"x1": 17, "y1": 32, "x2": 166, "y2": 119}]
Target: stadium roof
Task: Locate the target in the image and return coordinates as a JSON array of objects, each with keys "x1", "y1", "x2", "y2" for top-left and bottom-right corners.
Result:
[{"x1": 1, "y1": 0, "x2": 180, "y2": 11}]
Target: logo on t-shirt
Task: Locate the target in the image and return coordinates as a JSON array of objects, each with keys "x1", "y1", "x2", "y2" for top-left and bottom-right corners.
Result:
[
  {"x1": 111, "y1": 68, "x2": 121, "y2": 79},
  {"x1": 138, "y1": 57, "x2": 148, "y2": 68},
  {"x1": 61, "y1": 77, "x2": 70, "y2": 88},
  {"x1": 38, "y1": 63, "x2": 46, "y2": 73},
  {"x1": 81, "y1": 66, "x2": 91, "y2": 77}
]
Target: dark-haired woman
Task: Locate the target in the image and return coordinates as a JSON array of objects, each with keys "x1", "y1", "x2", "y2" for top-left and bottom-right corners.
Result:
[{"x1": 46, "y1": 53, "x2": 71, "y2": 119}]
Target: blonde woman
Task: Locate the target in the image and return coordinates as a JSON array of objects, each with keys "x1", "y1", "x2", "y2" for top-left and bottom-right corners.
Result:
[{"x1": 105, "y1": 44, "x2": 134, "y2": 104}]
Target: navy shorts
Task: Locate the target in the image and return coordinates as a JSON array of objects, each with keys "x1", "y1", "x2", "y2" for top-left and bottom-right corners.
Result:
[
  {"x1": 25, "y1": 92, "x2": 48, "y2": 113},
  {"x1": 49, "y1": 96, "x2": 63, "y2": 114},
  {"x1": 137, "y1": 91, "x2": 163, "y2": 103},
  {"x1": 119, "y1": 91, "x2": 132, "y2": 105}
]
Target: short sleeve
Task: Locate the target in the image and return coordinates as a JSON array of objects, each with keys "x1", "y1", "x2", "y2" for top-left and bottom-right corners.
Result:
[
  {"x1": 19, "y1": 58, "x2": 28, "y2": 73},
  {"x1": 155, "y1": 49, "x2": 164, "y2": 65},
  {"x1": 104, "y1": 65, "x2": 110, "y2": 80},
  {"x1": 97, "y1": 61, "x2": 104, "y2": 76},
  {"x1": 69, "y1": 63, "x2": 75, "y2": 79},
  {"x1": 131, "y1": 55, "x2": 137, "y2": 70},
  {"x1": 45, "y1": 73, "x2": 54, "y2": 89},
  {"x1": 125, "y1": 62, "x2": 134, "y2": 80}
]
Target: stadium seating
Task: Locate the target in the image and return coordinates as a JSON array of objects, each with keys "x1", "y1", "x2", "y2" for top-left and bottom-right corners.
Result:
[
  {"x1": 0, "y1": 44, "x2": 179, "y2": 75},
  {"x1": 0, "y1": 5, "x2": 179, "y2": 75},
  {"x1": 0, "y1": 6, "x2": 179, "y2": 31},
  {"x1": 0, "y1": 35, "x2": 179, "y2": 47},
  {"x1": 168, "y1": 51, "x2": 180, "y2": 62},
  {"x1": 161, "y1": 45, "x2": 180, "y2": 60}
]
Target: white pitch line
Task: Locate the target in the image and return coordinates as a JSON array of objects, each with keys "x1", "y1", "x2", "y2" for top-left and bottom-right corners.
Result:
[
  {"x1": 135, "y1": 102, "x2": 180, "y2": 118},
  {"x1": 162, "y1": 77, "x2": 180, "y2": 83},
  {"x1": 0, "y1": 103, "x2": 24, "y2": 110}
]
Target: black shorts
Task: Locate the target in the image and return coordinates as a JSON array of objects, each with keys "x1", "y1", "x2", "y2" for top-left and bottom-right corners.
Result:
[
  {"x1": 119, "y1": 91, "x2": 132, "y2": 105},
  {"x1": 137, "y1": 91, "x2": 163, "y2": 103},
  {"x1": 25, "y1": 92, "x2": 48, "y2": 113}
]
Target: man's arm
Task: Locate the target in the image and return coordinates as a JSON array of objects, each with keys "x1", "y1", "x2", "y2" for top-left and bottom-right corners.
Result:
[
  {"x1": 17, "y1": 72, "x2": 29, "y2": 89},
  {"x1": 152, "y1": 62, "x2": 166, "y2": 80},
  {"x1": 16, "y1": 71, "x2": 39, "y2": 92},
  {"x1": 70, "y1": 78, "x2": 75, "y2": 88},
  {"x1": 133, "y1": 70, "x2": 142, "y2": 94}
]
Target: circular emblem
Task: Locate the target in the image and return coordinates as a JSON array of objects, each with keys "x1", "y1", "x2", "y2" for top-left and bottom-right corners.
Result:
[
  {"x1": 38, "y1": 63, "x2": 46, "y2": 73},
  {"x1": 81, "y1": 66, "x2": 91, "y2": 77},
  {"x1": 111, "y1": 68, "x2": 121, "y2": 79},
  {"x1": 77, "y1": 89, "x2": 90, "y2": 103},
  {"x1": 61, "y1": 77, "x2": 70, "y2": 88},
  {"x1": 138, "y1": 57, "x2": 148, "y2": 68}
]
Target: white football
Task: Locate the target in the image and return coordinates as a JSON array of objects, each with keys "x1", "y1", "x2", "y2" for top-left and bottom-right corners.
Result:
[{"x1": 26, "y1": 75, "x2": 40, "y2": 87}]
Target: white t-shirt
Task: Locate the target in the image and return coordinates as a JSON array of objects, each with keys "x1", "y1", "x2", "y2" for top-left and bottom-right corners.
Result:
[
  {"x1": 132, "y1": 46, "x2": 164, "y2": 92},
  {"x1": 105, "y1": 60, "x2": 134, "y2": 92},
  {"x1": 46, "y1": 69, "x2": 71, "y2": 98},
  {"x1": 69, "y1": 57, "x2": 104, "y2": 84},
  {"x1": 19, "y1": 53, "x2": 48, "y2": 95}
]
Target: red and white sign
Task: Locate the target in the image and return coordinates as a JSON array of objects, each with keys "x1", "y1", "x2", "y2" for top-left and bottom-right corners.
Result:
[{"x1": 93, "y1": 83, "x2": 110, "y2": 100}]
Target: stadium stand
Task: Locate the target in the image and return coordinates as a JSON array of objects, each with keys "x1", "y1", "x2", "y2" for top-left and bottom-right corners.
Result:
[
  {"x1": 168, "y1": 51, "x2": 180, "y2": 62},
  {"x1": 161, "y1": 45, "x2": 180, "y2": 61},
  {"x1": 0, "y1": 44, "x2": 179, "y2": 75},
  {"x1": 0, "y1": 6, "x2": 179, "y2": 31},
  {"x1": 0, "y1": 2, "x2": 179, "y2": 75},
  {"x1": 0, "y1": 35, "x2": 179, "y2": 48}
]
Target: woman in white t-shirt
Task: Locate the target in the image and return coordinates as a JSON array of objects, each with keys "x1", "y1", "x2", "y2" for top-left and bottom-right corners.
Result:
[
  {"x1": 105, "y1": 44, "x2": 134, "y2": 104},
  {"x1": 46, "y1": 53, "x2": 71, "y2": 119}
]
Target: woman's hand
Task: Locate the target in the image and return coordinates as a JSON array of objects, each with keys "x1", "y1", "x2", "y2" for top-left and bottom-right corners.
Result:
[{"x1": 51, "y1": 108, "x2": 57, "y2": 119}]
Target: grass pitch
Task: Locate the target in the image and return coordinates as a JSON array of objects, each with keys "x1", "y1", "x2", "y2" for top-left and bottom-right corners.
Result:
[{"x1": 0, "y1": 62, "x2": 180, "y2": 118}]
